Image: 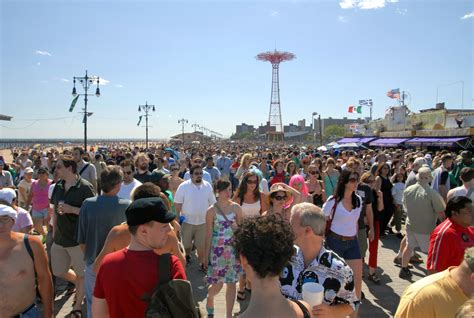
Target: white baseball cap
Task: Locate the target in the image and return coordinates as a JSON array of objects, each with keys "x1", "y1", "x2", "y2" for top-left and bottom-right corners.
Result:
[
  {"x1": 0, "y1": 204, "x2": 17, "y2": 221},
  {"x1": 0, "y1": 188, "x2": 16, "y2": 205}
]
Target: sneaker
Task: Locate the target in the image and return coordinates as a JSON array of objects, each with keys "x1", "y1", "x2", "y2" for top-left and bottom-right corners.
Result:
[
  {"x1": 399, "y1": 267, "x2": 413, "y2": 280},
  {"x1": 409, "y1": 256, "x2": 423, "y2": 264},
  {"x1": 186, "y1": 255, "x2": 191, "y2": 266},
  {"x1": 393, "y1": 257, "x2": 413, "y2": 268}
]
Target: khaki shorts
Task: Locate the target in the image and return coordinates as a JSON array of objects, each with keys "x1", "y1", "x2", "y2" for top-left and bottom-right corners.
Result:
[
  {"x1": 181, "y1": 223, "x2": 206, "y2": 251},
  {"x1": 357, "y1": 228, "x2": 368, "y2": 259},
  {"x1": 51, "y1": 243, "x2": 85, "y2": 277},
  {"x1": 406, "y1": 230, "x2": 430, "y2": 253}
]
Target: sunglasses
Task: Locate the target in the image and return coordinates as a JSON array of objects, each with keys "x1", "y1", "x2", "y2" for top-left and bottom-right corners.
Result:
[
  {"x1": 171, "y1": 168, "x2": 179, "y2": 171},
  {"x1": 348, "y1": 177, "x2": 359, "y2": 183},
  {"x1": 123, "y1": 171, "x2": 133, "y2": 175},
  {"x1": 193, "y1": 172, "x2": 203, "y2": 176},
  {"x1": 273, "y1": 195, "x2": 287, "y2": 201},
  {"x1": 309, "y1": 171, "x2": 319, "y2": 175},
  {"x1": 246, "y1": 179, "x2": 258, "y2": 184}
]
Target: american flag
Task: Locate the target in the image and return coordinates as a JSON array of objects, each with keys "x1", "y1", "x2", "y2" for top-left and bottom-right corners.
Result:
[
  {"x1": 387, "y1": 88, "x2": 400, "y2": 99},
  {"x1": 359, "y1": 99, "x2": 373, "y2": 107}
]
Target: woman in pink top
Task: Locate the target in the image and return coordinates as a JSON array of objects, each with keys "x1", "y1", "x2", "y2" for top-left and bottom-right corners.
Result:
[{"x1": 28, "y1": 167, "x2": 52, "y2": 237}]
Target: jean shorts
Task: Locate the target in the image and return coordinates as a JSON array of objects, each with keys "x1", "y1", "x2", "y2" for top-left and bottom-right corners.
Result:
[
  {"x1": 325, "y1": 234, "x2": 362, "y2": 260},
  {"x1": 32, "y1": 208, "x2": 48, "y2": 219}
]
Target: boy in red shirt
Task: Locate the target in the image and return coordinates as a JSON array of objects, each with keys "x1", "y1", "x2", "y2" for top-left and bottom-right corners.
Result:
[
  {"x1": 92, "y1": 197, "x2": 186, "y2": 317},
  {"x1": 427, "y1": 196, "x2": 473, "y2": 274}
]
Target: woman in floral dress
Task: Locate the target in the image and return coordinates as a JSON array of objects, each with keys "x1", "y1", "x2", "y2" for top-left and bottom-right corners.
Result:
[{"x1": 204, "y1": 179, "x2": 243, "y2": 318}]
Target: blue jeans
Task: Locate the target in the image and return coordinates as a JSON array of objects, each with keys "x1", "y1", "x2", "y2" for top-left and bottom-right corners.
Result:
[
  {"x1": 325, "y1": 234, "x2": 362, "y2": 260},
  {"x1": 84, "y1": 263, "x2": 96, "y2": 318},
  {"x1": 16, "y1": 304, "x2": 40, "y2": 318}
]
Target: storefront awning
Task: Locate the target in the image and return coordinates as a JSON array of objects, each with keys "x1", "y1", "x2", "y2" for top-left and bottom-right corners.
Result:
[
  {"x1": 369, "y1": 138, "x2": 410, "y2": 146},
  {"x1": 337, "y1": 137, "x2": 375, "y2": 144},
  {"x1": 405, "y1": 137, "x2": 467, "y2": 145}
]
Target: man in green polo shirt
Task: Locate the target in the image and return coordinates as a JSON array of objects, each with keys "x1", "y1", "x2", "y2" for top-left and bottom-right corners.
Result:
[{"x1": 50, "y1": 155, "x2": 95, "y2": 317}]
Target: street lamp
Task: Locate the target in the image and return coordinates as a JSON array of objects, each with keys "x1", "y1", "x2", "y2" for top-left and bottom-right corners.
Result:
[
  {"x1": 138, "y1": 101, "x2": 155, "y2": 150},
  {"x1": 71, "y1": 70, "x2": 101, "y2": 151},
  {"x1": 178, "y1": 118, "x2": 188, "y2": 144},
  {"x1": 312, "y1": 112, "x2": 323, "y2": 147}
]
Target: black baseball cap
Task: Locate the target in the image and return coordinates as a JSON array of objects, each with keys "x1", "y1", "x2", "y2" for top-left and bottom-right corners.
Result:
[
  {"x1": 150, "y1": 171, "x2": 171, "y2": 184},
  {"x1": 126, "y1": 197, "x2": 176, "y2": 226}
]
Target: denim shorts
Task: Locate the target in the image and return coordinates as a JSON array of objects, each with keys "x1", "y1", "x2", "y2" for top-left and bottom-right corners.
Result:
[
  {"x1": 325, "y1": 234, "x2": 362, "y2": 260},
  {"x1": 32, "y1": 208, "x2": 48, "y2": 219}
]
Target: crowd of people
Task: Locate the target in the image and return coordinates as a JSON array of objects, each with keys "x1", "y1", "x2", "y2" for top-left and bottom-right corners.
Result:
[{"x1": 0, "y1": 143, "x2": 473, "y2": 317}]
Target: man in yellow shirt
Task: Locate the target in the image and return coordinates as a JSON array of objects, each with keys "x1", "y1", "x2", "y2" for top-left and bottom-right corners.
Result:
[{"x1": 395, "y1": 247, "x2": 474, "y2": 318}]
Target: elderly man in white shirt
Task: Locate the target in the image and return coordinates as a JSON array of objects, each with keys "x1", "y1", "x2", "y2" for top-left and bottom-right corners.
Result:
[{"x1": 174, "y1": 164, "x2": 216, "y2": 268}]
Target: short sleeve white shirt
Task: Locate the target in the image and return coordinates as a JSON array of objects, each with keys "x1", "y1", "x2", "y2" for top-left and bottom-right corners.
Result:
[
  {"x1": 174, "y1": 179, "x2": 216, "y2": 225},
  {"x1": 322, "y1": 196, "x2": 362, "y2": 237}
]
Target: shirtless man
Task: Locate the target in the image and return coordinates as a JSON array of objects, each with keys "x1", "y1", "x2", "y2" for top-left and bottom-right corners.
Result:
[
  {"x1": 0, "y1": 204, "x2": 53, "y2": 317},
  {"x1": 93, "y1": 183, "x2": 185, "y2": 272}
]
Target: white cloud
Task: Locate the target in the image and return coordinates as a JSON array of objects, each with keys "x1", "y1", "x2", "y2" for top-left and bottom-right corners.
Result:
[
  {"x1": 115, "y1": 84, "x2": 124, "y2": 88},
  {"x1": 340, "y1": 0, "x2": 355, "y2": 9},
  {"x1": 396, "y1": 8, "x2": 407, "y2": 15},
  {"x1": 92, "y1": 77, "x2": 109, "y2": 85},
  {"x1": 270, "y1": 10, "x2": 279, "y2": 17},
  {"x1": 340, "y1": 0, "x2": 395, "y2": 10},
  {"x1": 35, "y1": 50, "x2": 51, "y2": 56},
  {"x1": 358, "y1": 0, "x2": 385, "y2": 10},
  {"x1": 61, "y1": 78, "x2": 70, "y2": 82},
  {"x1": 338, "y1": 15, "x2": 348, "y2": 23},
  {"x1": 461, "y1": 12, "x2": 474, "y2": 20}
]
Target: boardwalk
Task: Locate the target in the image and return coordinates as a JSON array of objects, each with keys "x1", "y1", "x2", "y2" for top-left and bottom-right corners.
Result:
[{"x1": 54, "y1": 233, "x2": 425, "y2": 317}]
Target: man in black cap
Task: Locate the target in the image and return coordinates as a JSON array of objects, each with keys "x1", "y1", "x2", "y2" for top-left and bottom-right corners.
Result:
[{"x1": 92, "y1": 197, "x2": 186, "y2": 318}]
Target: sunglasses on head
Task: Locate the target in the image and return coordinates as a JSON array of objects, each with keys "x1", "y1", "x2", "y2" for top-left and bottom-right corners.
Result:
[
  {"x1": 246, "y1": 179, "x2": 258, "y2": 184},
  {"x1": 273, "y1": 195, "x2": 287, "y2": 201}
]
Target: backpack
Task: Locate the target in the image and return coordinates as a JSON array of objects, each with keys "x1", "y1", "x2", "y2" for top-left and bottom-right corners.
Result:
[{"x1": 143, "y1": 253, "x2": 201, "y2": 318}]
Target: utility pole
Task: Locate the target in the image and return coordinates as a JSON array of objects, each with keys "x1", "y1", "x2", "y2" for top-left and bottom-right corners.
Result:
[
  {"x1": 71, "y1": 70, "x2": 101, "y2": 151},
  {"x1": 137, "y1": 101, "x2": 155, "y2": 150},
  {"x1": 178, "y1": 118, "x2": 188, "y2": 144}
]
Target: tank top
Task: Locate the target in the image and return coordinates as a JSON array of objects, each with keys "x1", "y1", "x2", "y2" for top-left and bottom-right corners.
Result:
[
  {"x1": 241, "y1": 200, "x2": 261, "y2": 218},
  {"x1": 31, "y1": 179, "x2": 52, "y2": 210}
]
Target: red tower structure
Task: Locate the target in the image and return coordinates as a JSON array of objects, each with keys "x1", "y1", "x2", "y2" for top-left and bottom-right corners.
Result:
[{"x1": 256, "y1": 50, "x2": 295, "y2": 141}]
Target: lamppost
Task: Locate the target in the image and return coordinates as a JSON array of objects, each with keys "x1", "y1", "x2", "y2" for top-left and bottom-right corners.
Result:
[
  {"x1": 71, "y1": 70, "x2": 101, "y2": 151},
  {"x1": 137, "y1": 101, "x2": 155, "y2": 150},
  {"x1": 191, "y1": 123, "x2": 200, "y2": 144},
  {"x1": 312, "y1": 112, "x2": 323, "y2": 147},
  {"x1": 178, "y1": 118, "x2": 188, "y2": 144}
]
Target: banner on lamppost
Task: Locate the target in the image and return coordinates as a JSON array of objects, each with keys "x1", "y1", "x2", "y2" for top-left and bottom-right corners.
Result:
[{"x1": 69, "y1": 95, "x2": 79, "y2": 112}]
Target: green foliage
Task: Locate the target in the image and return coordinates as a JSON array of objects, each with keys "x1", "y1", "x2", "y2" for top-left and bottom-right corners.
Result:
[{"x1": 324, "y1": 125, "x2": 345, "y2": 139}]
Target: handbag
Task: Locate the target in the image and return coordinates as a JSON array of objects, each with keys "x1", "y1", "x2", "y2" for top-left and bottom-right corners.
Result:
[{"x1": 325, "y1": 198, "x2": 338, "y2": 236}]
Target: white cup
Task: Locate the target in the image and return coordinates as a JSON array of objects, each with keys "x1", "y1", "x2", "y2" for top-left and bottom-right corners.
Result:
[{"x1": 302, "y1": 282, "x2": 324, "y2": 307}]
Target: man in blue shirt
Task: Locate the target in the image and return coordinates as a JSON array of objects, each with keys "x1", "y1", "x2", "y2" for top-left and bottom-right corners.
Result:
[{"x1": 216, "y1": 151, "x2": 232, "y2": 178}]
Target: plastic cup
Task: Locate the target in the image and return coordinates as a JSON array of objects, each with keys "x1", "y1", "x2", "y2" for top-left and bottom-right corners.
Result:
[
  {"x1": 58, "y1": 200, "x2": 65, "y2": 215},
  {"x1": 302, "y1": 282, "x2": 324, "y2": 307}
]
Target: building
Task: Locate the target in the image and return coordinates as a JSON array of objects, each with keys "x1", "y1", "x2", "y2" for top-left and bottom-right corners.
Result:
[
  {"x1": 169, "y1": 131, "x2": 211, "y2": 144},
  {"x1": 236, "y1": 123, "x2": 255, "y2": 134}
]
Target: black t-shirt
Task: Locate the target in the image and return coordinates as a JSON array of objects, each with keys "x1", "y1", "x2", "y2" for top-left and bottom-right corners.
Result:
[
  {"x1": 134, "y1": 171, "x2": 152, "y2": 184},
  {"x1": 440, "y1": 170, "x2": 449, "y2": 185},
  {"x1": 356, "y1": 183, "x2": 374, "y2": 230}
]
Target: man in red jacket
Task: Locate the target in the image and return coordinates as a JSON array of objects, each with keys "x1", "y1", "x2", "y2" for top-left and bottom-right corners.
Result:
[
  {"x1": 427, "y1": 196, "x2": 473, "y2": 274},
  {"x1": 92, "y1": 197, "x2": 186, "y2": 317}
]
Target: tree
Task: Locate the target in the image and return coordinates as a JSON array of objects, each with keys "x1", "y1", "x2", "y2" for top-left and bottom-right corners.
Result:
[{"x1": 324, "y1": 124, "x2": 345, "y2": 141}]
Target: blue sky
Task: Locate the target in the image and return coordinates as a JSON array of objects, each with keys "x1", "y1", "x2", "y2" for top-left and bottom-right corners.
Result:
[{"x1": 1, "y1": 0, "x2": 472, "y2": 139}]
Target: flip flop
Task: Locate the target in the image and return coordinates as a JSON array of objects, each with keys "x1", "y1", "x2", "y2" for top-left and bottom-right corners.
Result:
[
  {"x1": 69, "y1": 309, "x2": 82, "y2": 317},
  {"x1": 237, "y1": 290, "x2": 246, "y2": 301}
]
